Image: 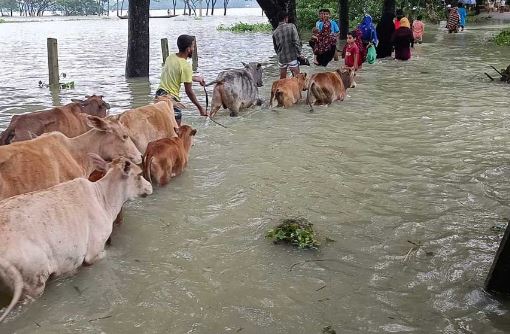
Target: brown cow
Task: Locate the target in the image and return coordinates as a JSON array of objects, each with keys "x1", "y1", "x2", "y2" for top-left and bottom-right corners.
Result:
[
  {"x1": 0, "y1": 95, "x2": 110, "y2": 145},
  {"x1": 143, "y1": 125, "x2": 197, "y2": 186},
  {"x1": 112, "y1": 95, "x2": 179, "y2": 154},
  {"x1": 305, "y1": 68, "x2": 356, "y2": 108},
  {"x1": 269, "y1": 73, "x2": 308, "y2": 108},
  {"x1": 0, "y1": 116, "x2": 142, "y2": 200}
]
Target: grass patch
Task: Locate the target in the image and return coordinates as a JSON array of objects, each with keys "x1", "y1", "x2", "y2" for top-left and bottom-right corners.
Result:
[
  {"x1": 0, "y1": 19, "x2": 5, "y2": 23},
  {"x1": 494, "y1": 29, "x2": 510, "y2": 46},
  {"x1": 266, "y1": 217, "x2": 320, "y2": 249},
  {"x1": 217, "y1": 22, "x2": 272, "y2": 33}
]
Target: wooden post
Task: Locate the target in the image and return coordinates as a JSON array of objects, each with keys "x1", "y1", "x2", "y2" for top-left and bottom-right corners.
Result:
[
  {"x1": 161, "y1": 38, "x2": 169, "y2": 65},
  {"x1": 192, "y1": 36, "x2": 198, "y2": 72},
  {"x1": 47, "y1": 38, "x2": 59, "y2": 87},
  {"x1": 485, "y1": 222, "x2": 510, "y2": 296}
]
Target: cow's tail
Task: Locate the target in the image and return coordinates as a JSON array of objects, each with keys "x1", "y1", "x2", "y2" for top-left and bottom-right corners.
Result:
[
  {"x1": 205, "y1": 79, "x2": 225, "y2": 87},
  {"x1": 306, "y1": 83, "x2": 315, "y2": 112},
  {"x1": 0, "y1": 256, "x2": 23, "y2": 323},
  {"x1": 143, "y1": 153, "x2": 154, "y2": 184},
  {"x1": 0, "y1": 126, "x2": 15, "y2": 146},
  {"x1": 275, "y1": 89, "x2": 284, "y2": 107}
]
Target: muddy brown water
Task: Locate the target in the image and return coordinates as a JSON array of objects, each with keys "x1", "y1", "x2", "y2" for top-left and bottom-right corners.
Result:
[{"x1": 1, "y1": 11, "x2": 510, "y2": 334}]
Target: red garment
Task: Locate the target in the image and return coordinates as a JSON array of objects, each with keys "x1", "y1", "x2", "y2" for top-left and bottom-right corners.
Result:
[
  {"x1": 354, "y1": 28, "x2": 367, "y2": 65},
  {"x1": 314, "y1": 20, "x2": 337, "y2": 55},
  {"x1": 394, "y1": 19, "x2": 401, "y2": 30},
  {"x1": 344, "y1": 42, "x2": 360, "y2": 68}
]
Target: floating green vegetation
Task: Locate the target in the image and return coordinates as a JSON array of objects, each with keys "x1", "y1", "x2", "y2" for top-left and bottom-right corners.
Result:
[
  {"x1": 266, "y1": 217, "x2": 320, "y2": 249},
  {"x1": 217, "y1": 22, "x2": 272, "y2": 33},
  {"x1": 494, "y1": 29, "x2": 510, "y2": 46},
  {"x1": 0, "y1": 19, "x2": 5, "y2": 23},
  {"x1": 38, "y1": 73, "x2": 75, "y2": 90}
]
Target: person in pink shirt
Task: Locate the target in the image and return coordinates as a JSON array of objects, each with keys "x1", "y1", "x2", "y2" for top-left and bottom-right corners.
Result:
[{"x1": 412, "y1": 15, "x2": 425, "y2": 44}]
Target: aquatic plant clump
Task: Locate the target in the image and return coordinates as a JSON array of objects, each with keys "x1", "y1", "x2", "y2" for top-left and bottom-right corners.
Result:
[
  {"x1": 494, "y1": 29, "x2": 510, "y2": 46},
  {"x1": 266, "y1": 217, "x2": 320, "y2": 249},
  {"x1": 217, "y1": 22, "x2": 272, "y2": 33}
]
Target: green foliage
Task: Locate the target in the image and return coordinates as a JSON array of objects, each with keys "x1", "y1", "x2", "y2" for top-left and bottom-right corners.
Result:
[
  {"x1": 54, "y1": 0, "x2": 101, "y2": 15},
  {"x1": 494, "y1": 29, "x2": 510, "y2": 46},
  {"x1": 217, "y1": 22, "x2": 272, "y2": 32},
  {"x1": 266, "y1": 217, "x2": 320, "y2": 249},
  {"x1": 0, "y1": 19, "x2": 5, "y2": 23}
]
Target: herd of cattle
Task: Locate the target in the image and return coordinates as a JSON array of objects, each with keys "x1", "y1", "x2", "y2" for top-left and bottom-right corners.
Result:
[{"x1": 0, "y1": 63, "x2": 356, "y2": 323}]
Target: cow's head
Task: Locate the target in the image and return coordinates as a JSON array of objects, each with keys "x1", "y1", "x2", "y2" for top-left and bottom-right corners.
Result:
[
  {"x1": 336, "y1": 68, "x2": 356, "y2": 89},
  {"x1": 86, "y1": 116, "x2": 142, "y2": 164},
  {"x1": 176, "y1": 124, "x2": 197, "y2": 150},
  {"x1": 295, "y1": 72, "x2": 308, "y2": 91},
  {"x1": 72, "y1": 95, "x2": 110, "y2": 117},
  {"x1": 89, "y1": 154, "x2": 153, "y2": 199},
  {"x1": 243, "y1": 62, "x2": 263, "y2": 87}
]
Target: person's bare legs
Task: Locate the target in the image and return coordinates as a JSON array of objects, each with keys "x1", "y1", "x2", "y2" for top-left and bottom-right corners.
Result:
[
  {"x1": 290, "y1": 66, "x2": 300, "y2": 77},
  {"x1": 279, "y1": 67, "x2": 288, "y2": 79}
]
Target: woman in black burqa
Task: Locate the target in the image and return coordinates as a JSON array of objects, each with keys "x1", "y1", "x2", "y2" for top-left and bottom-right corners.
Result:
[{"x1": 376, "y1": 11, "x2": 395, "y2": 58}]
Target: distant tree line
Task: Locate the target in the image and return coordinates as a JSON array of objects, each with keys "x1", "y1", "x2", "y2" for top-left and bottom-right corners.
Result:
[
  {"x1": 0, "y1": 0, "x2": 111, "y2": 16},
  {"x1": 0, "y1": 0, "x2": 251, "y2": 16}
]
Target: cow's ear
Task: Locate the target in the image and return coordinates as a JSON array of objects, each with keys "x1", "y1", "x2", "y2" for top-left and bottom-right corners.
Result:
[
  {"x1": 88, "y1": 153, "x2": 108, "y2": 172},
  {"x1": 174, "y1": 127, "x2": 180, "y2": 136},
  {"x1": 191, "y1": 129, "x2": 197, "y2": 136},
  {"x1": 242, "y1": 62, "x2": 248, "y2": 67},
  {"x1": 87, "y1": 116, "x2": 111, "y2": 132},
  {"x1": 71, "y1": 99, "x2": 84, "y2": 104},
  {"x1": 122, "y1": 160, "x2": 132, "y2": 178},
  {"x1": 257, "y1": 63, "x2": 262, "y2": 68}
]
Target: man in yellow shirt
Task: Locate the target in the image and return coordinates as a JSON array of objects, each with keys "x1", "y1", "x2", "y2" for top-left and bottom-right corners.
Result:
[{"x1": 156, "y1": 34, "x2": 207, "y2": 124}]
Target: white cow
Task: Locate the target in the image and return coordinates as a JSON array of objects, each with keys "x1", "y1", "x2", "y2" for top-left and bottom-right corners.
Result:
[{"x1": 0, "y1": 155, "x2": 153, "y2": 323}]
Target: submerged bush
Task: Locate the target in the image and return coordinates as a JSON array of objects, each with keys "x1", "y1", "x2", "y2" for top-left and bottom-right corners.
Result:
[
  {"x1": 266, "y1": 217, "x2": 320, "y2": 249},
  {"x1": 494, "y1": 29, "x2": 510, "y2": 46},
  {"x1": 217, "y1": 22, "x2": 272, "y2": 33}
]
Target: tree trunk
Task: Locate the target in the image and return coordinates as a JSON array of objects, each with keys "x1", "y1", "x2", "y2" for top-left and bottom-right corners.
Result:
[
  {"x1": 338, "y1": 0, "x2": 348, "y2": 40},
  {"x1": 223, "y1": 0, "x2": 229, "y2": 15},
  {"x1": 383, "y1": 0, "x2": 396, "y2": 15},
  {"x1": 256, "y1": 0, "x2": 296, "y2": 29},
  {"x1": 125, "y1": 0, "x2": 150, "y2": 78},
  {"x1": 211, "y1": 0, "x2": 216, "y2": 15}
]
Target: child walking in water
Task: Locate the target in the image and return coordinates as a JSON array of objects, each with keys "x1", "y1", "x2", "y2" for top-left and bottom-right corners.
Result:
[
  {"x1": 343, "y1": 31, "x2": 360, "y2": 71},
  {"x1": 412, "y1": 15, "x2": 425, "y2": 43}
]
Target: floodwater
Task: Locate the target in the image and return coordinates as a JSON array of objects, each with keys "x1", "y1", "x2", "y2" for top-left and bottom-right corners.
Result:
[{"x1": 1, "y1": 8, "x2": 510, "y2": 334}]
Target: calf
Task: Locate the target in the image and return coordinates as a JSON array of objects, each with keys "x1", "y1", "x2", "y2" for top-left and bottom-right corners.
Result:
[
  {"x1": 269, "y1": 73, "x2": 308, "y2": 108},
  {"x1": 143, "y1": 125, "x2": 197, "y2": 186},
  {"x1": 209, "y1": 62, "x2": 263, "y2": 117},
  {"x1": 0, "y1": 95, "x2": 110, "y2": 145},
  {"x1": 0, "y1": 156, "x2": 152, "y2": 323},
  {"x1": 0, "y1": 116, "x2": 142, "y2": 200},
  {"x1": 305, "y1": 68, "x2": 356, "y2": 108},
  {"x1": 112, "y1": 95, "x2": 179, "y2": 154}
]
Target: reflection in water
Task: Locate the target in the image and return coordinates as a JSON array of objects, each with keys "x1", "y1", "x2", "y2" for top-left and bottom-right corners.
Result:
[
  {"x1": 125, "y1": 78, "x2": 152, "y2": 109},
  {"x1": 50, "y1": 87, "x2": 62, "y2": 106},
  {"x1": 1, "y1": 11, "x2": 510, "y2": 333}
]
